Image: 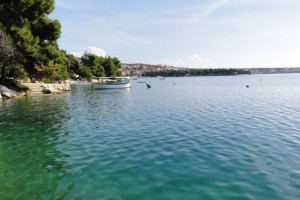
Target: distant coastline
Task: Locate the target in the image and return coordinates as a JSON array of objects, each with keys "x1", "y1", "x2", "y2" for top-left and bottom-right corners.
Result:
[
  {"x1": 122, "y1": 63, "x2": 300, "y2": 77},
  {"x1": 247, "y1": 67, "x2": 300, "y2": 74}
]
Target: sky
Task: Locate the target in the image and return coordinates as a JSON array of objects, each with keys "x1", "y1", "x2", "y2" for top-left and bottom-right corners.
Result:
[{"x1": 51, "y1": 0, "x2": 300, "y2": 68}]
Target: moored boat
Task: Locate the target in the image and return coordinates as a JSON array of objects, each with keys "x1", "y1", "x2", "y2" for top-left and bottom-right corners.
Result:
[{"x1": 93, "y1": 77, "x2": 131, "y2": 89}]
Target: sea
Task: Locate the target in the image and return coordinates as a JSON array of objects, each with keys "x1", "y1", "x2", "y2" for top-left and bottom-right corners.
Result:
[{"x1": 1, "y1": 74, "x2": 300, "y2": 200}]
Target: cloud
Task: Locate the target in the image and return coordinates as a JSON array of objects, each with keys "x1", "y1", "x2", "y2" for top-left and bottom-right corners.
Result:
[
  {"x1": 155, "y1": 54, "x2": 218, "y2": 68},
  {"x1": 55, "y1": 0, "x2": 73, "y2": 9},
  {"x1": 71, "y1": 47, "x2": 107, "y2": 58},
  {"x1": 70, "y1": 52, "x2": 83, "y2": 58},
  {"x1": 159, "y1": 0, "x2": 231, "y2": 25},
  {"x1": 202, "y1": 0, "x2": 230, "y2": 17},
  {"x1": 85, "y1": 46, "x2": 107, "y2": 57}
]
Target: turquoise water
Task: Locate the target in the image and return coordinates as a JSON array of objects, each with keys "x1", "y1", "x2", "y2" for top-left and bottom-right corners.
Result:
[{"x1": 1, "y1": 74, "x2": 300, "y2": 200}]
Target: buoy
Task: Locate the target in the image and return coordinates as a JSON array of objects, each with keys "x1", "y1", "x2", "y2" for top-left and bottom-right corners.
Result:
[{"x1": 246, "y1": 85, "x2": 249, "y2": 88}]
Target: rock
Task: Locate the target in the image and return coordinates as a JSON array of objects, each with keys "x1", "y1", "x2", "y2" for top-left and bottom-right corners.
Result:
[
  {"x1": 0, "y1": 85, "x2": 18, "y2": 94},
  {"x1": 56, "y1": 86, "x2": 63, "y2": 91},
  {"x1": 1, "y1": 92, "x2": 19, "y2": 98},
  {"x1": 43, "y1": 83, "x2": 71, "y2": 92},
  {"x1": 56, "y1": 84, "x2": 71, "y2": 92},
  {"x1": 42, "y1": 88, "x2": 52, "y2": 94},
  {"x1": 1, "y1": 92, "x2": 11, "y2": 98},
  {"x1": 23, "y1": 83, "x2": 72, "y2": 95},
  {"x1": 0, "y1": 85, "x2": 23, "y2": 99},
  {"x1": 10, "y1": 93, "x2": 18, "y2": 98}
]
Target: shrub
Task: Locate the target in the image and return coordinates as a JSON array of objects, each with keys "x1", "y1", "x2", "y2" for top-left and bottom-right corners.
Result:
[{"x1": 1, "y1": 78, "x2": 29, "y2": 92}]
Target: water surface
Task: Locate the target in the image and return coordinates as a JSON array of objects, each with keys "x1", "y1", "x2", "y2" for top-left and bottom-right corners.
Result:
[{"x1": 1, "y1": 74, "x2": 300, "y2": 199}]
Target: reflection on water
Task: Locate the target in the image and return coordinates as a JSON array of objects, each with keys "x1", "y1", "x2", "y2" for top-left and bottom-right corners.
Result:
[{"x1": 1, "y1": 75, "x2": 300, "y2": 199}]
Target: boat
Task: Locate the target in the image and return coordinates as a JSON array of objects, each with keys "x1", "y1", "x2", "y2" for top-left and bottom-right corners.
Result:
[
  {"x1": 157, "y1": 76, "x2": 165, "y2": 80},
  {"x1": 93, "y1": 77, "x2": 131, "y2": 89}
]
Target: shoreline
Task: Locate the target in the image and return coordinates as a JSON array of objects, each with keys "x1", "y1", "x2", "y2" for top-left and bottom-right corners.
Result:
[{"x1": 0, "y1": 82, "x2": 71, "y2": 100}]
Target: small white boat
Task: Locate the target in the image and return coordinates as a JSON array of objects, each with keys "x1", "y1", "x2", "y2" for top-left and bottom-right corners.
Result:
[{"x1": 93, "y1": 77, "x2": 131, "y2": 89}]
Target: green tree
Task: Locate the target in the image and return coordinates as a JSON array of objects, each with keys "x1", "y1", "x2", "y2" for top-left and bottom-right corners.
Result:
[
  {"x1": 103, "y1": 57, "x2": 122, "y2": 77},
  {"x1": 66, "y1": 54, "x2": 81, "y2": 76},
  {"x1": 79, "y1": 66, "x2": 93, "y2": 81},
  {"x1": 112, "y1": 57, "x2": 122, "y2": 76},
  {"x1": 81, "y1": 53, "x2": 105, "y2": 78},
  {"x1": 0, "y1": 25, "x2": 15, "y2": 81},
  {"x1": 0, "y1": 0, "x2": 67, "y2": 82}
]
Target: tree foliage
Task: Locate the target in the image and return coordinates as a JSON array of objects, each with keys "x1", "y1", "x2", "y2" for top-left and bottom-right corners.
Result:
[
  {"x1": 0, "y1": 0, "x2": 124, "y2": 84},
  {"x1": 0, "y1": 25, "x2": 15, "y2": 81},
  {"x1": 67, "y1": 53, "x2": 122, "y2": 81},
  {"x1": 143, "y1": 68, "x2": 251, "y2": 77},
  {"x1": 0, "y1": 0, "x2": 68, "y2": 82}
]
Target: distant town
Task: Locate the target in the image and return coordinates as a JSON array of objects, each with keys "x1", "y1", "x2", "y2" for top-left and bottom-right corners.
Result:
[
  {"x1": 121, "y1": 63, "x2": 300, "y2": 76},
  {"x1": 121, "y1": 64, "x2": 184, "y2": 77}
]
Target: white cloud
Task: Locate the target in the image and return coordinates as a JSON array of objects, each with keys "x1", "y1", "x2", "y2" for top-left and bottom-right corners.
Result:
[
  {"x1": 70, "y1": 52, "x2": 83, "y2": 58},
  {"x1": 202, "y1": 0, "x2": 230, "y2": 17},
  {"x1": 70, "y1": 47, "x2": 107, "y2": 58},
  {"x1": 55, "y1": 0, "x2": 74, "y2": 9},
  {"x1": 85, "y1": 46, "x2": 107, "y2": 57},
  {"x1": 155, "y1": 54, "x2": 218, "y2": 68},
  {"x1": 55, "y1": 0, "x2": 300, "y2": 68},
  {"x1": 159, "y1": 0, "x2": 231, "y2": 25}
]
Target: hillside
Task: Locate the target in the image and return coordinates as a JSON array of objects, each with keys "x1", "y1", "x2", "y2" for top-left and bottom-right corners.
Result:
[{"x1": 122, "y1": 63, "x2": 300, "y2": 76}]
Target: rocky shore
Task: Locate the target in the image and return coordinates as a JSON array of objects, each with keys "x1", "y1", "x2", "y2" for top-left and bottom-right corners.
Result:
[
  {"x1": 0, "y1": 85, "x2": 22, "y2": 99},
  {"x1": 0, "y1": 83, "x2": 71, "y2": 100},
  {"x1": 41, "y1": 83, "x2": 71, "y2": 94}
]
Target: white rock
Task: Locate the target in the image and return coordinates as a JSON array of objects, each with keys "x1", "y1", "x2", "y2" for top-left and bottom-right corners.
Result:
[
  {"x1": 2, "y1": 92, "x2": 11, "y2": 98},
  {"x1": 0, "y1": 85, "x2": 19, "y2": 94},
  {"x1": 10, "y1": 93, "x2": 18, "y2": 98},
  {"x1": 40, "y1": 83, "x2": 71, "y2": 93}
]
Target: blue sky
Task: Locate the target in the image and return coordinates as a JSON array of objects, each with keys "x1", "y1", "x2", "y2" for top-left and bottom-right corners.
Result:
[{"x1": 51, "y1": 0, "x2": 300, "y2": 68}]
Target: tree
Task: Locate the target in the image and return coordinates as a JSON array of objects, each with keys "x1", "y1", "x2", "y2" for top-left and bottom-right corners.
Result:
[
  {"x1": 103, "y1": 57, "x2": 122, "y2": 77},
  {"x1": 81, "y1": 53, "x2": 105, "y2": 77},
  {"x1": 142, "y1": 68, "x2": 251, "y2": 77},
  {"x1": 0, "y1": 25, "x2": 15, "y2": 81},
  {"x1": 112, "y1": 57, "x2": 122, "y2": 76},
  {"x1": 66, "y1": 54, "x2": 81, "y2": 76},
  {"x1": 68, "y1": 53, "x2": 125, "y2": 80},
  {"x1": 79, "y1": 66, "x2": 93, "y2": 81},
  {"x1": 0, "y1": 0, "x2": 66, "y2": 81}
]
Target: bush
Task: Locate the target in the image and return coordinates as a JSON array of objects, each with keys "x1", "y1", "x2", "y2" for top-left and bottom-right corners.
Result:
[
  {"x1": 1, "y1": 78, "x2": 29, "y2": 92},
  {"x1": 79, "y1": 67, "x2": 93, "y2": 81},
  {"x1": 41, "y1": 78, "x2": 53, "y2": 83}
]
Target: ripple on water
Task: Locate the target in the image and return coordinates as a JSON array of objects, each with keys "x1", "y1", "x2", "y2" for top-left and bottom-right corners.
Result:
[{"x1": 1, "y1": 75, "x2": 300, "y2": 199}]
